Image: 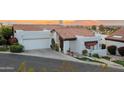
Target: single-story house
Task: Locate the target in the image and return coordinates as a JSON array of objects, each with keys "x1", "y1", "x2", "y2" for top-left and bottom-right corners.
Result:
[
  {"x1": 13, "y1": 24, "x2": 106, "y2": 56},
  {"x1": 105, "y1": 28, "x2": 124, "y2": 55}
]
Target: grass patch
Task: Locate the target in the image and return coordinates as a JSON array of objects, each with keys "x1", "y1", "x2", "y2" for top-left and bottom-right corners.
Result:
[
  {"x1": 76, "y1": 57, "x2": 106, "y2": 64},
  {"x1": 113, "y1": 60, "x2": 124, "y2": 66}
]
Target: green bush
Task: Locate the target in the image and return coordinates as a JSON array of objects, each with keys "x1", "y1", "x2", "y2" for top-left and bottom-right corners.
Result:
[
  {"x1": 107, "y1": 45, "x2": 117, "y2": 55},
  {"x1": 92, "y1": 53, "x2": 100, "y2": 58},
  {"x1": 10, "y1": 44, "x2": 24, "y2": 53},
  {"x1": 82, "y1": 49, "x2": 88, "y2": 56}
]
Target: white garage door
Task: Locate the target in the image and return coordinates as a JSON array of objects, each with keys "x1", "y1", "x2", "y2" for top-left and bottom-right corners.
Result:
[{"x1": 23, "y1": 38, "x2": 51, "y2": 50}]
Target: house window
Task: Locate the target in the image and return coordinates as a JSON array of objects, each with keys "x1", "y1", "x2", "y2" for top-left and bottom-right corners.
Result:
[{"x1": 85, "y1": 41, "x2": 98, "y2": 50}]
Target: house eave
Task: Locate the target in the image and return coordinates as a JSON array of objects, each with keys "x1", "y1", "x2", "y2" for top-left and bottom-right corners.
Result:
[{"x1": 105, "y1": 38, "x2": 124, "y2": 43}]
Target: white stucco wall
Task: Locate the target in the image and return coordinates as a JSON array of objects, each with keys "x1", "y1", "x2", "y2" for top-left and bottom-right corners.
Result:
[
  {"x1": 91, "y1": 49, "x2": 107, "y2": 56},
  {"x1": 75, "y1": 35, "x2": 102, "y2": 54},
  {"x1": 63, "y1": 41, "x2": 69, "y2": 54},
  {"x1": 106, "y1": 40, "x2": 124, "y2": 48},
  {"x1": 69, "y1": 41, "x2": 77, "y2": 52}
]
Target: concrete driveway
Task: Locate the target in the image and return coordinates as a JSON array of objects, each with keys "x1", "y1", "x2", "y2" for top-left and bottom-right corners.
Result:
[{"x1": 24, "y1": 49, "x2": 81, "y2": 62}]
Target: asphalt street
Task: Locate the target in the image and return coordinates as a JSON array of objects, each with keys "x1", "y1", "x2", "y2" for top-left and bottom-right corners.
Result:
[{"x1": 0, "y1": 53, "x2": 124, "y2": 72}]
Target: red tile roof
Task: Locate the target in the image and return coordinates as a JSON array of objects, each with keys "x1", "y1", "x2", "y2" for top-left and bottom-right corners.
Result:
[
  {"x1": 105, "y1": 28, "x2": 124, "y2": 42},
  {"x1": 55, "y1": 27, "x2": 94, "y2": 40},
  {"x1": 13, "y1": 24, "x2": 94, "y2": 40}
]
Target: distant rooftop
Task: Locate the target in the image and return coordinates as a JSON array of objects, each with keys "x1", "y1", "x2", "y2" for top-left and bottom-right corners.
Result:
[{"x1": 105, "y1": 28, "x2": 124, "y2": 42}]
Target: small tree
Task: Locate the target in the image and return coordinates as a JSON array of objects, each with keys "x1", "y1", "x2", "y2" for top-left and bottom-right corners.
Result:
[
  {"x1": 1, "y1": 26, "x2": 13, "y2": 40},
  {"x1": 118, "y1": 47, "x2": 124, "y2": 56},
  {"x1": 92, "y1": 25, "x2": 96, "y2": 30},
  {"x1": 107, "y1": 45, "x2": 117, "y2": 55},
  {"x1": 99, "y1": 25, "x2": 104, "y2": 32}
]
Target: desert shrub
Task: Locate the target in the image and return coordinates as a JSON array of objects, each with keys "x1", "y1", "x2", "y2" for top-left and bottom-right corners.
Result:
[
  {"x1": 55, "y1": 43, "x2": 59, "y2": 51},
  {"x1": 107, "y1": 45, "x2": 117, "y2": 55},
  {"x1": 118, "y1": 47, "x2": 124, "y2": 56},
  {"x1": 82, "y1": 49, "x2": 88, "y2": 56},
  {"x1": 92, "y1": 53, "x2": 100, "y2": 58},
  {"x1": 101, "y1": 44, "x2": 106, "y2": 49},
  {"x1": 10, "y1": 43, "x2": 24, "y2": 53}
]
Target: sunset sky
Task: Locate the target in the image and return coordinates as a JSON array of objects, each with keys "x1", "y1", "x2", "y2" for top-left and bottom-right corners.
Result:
[{"x1": 0, "y1": 20, "x2": 124, "y2": 26}]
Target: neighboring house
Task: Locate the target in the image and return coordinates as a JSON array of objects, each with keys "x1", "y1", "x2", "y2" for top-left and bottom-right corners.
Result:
[
  {"x1": 105, "y1": 28, "x2": 124, "y2": 47},
  {"x1": 105, "y1": 28, "x2": 124, "y2": 55},
  {"x1": 13, "y1": 24, "x2": 106, "y2": 56}
]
